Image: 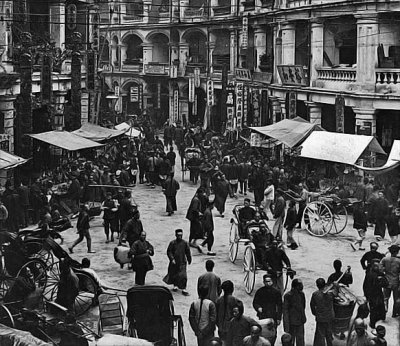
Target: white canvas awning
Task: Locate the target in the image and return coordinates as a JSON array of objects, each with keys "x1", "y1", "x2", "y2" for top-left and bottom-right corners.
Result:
[
  {"x1": 72, "y1": 123, "x2": 126, "y2": 142},
  {"x1": 29, "y1": 131, "x2": 104, "y2": 151},
  {"x1": 0, "y1": 150, "x2": 28, "y2": 170},
  {"x1": 354, "y1": 140, "x2": 400, "y2": 174},
  {"x1": 299, "y1": 131, "x2": 386, "y2": 165},
  {"x1": 115, "y1": 122, "x2": 142, "y2": 138}
]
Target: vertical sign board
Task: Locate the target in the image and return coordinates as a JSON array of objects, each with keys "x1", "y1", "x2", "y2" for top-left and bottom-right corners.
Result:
[
  {"x1": 335, "y1": 94, "x2": 345, "y2": 133},
  {"x1": 226, "y1": 83, "x2": 235, "y2": 130},
  {"x1": 173, "y1": 89, "x2": 179, "y2": 123},
  {"x1": 235, "y1": 82, "x2": 243, "y2": 130},
  {"x1": 261, "y1": 89, "x2": 269, "y2": 125},
  {"x1": 193, "y1": 94, "x2": 197, "y2": 116},
  {"x1": 41, "y1": 54, "x2": 52, "y2": 104},
  {"x1": 207, "y1": 80, "x2": 214, "y2": 106},
  {"x1": 189, "y1": 77, "x2": 195, "y2": 103},
  {"x1": 242, "y1": 15, "x2": 248, "y2": 49},
  {"x1": 243, "y1": 85, "x2": 248, "y2": 126},
  {"x1": 170, "y1": 65, "x2": 178, "y2": 79},
  {"x1": 194, "y1": 68, "x2": 201, "y2": 88},
  {"x1": 221, "y1": 64, "x2": 228, "y2": 123},
  {"x1": 130, "y1": 86, "x2": 139, "y2": 102},
  {"x1": 252, "y1": 89, "x2": 260, "y2": 126},
  {"x1": 157, "y1": 83, "x2": 161, "y2": 109},
  {"x1": 286, "y1": 91, "x2": 297, "y2": 119},
  {"x1": 114, "y1": 85, "x2": 120, "y2": 97}
]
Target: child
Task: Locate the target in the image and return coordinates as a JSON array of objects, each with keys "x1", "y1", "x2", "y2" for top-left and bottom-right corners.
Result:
[
  {"x1": 284, "y1": 200, "x2": 298, "y2": 250},
  {"x1": 351, "y1": 201, "x2": 367, "y2": 251},
  {"x1": 372, "y1": 325, "x2": 387, "y2": 346}
]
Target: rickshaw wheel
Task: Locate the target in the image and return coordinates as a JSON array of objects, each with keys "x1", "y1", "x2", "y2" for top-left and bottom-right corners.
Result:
[
  {"x1": 330, "y1": 205, "x2": 348, "y2": 234},
  {"x1": 229, "y1": 223, "x2": 239, "y2": 263},
  {"x1": 17, "y1": 259, "x2": 48, "y2": 290},
  {"x1": 0, "y1": 271, "x2": 14, "y2": 301},
  {"x1": 0, "y1": 303, "x2": 15, "y2": 327},
  {"x1": 43, "y1": 261, "x2": 60, "y2": 302},
  {"x1": 243, "y1": 246, "x2": 256, "y2": 295},
  {"x1": 25, "y1": 240, "x2": 54, "y2": 266},
  {"x1": 303, "y1": 201, "x2": 333, "y2": 237},
  {"x1": 74, "y1": 271, "x2": 98, "y2": 316},
  {"x1": 177, "y1": 316, "x2": 186, "y2": 346}
]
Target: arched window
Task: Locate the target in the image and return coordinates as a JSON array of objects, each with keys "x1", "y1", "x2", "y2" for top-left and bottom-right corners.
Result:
[
  {"x1": 125, "y1": 35, "x2": 143, "y2": 63},
  {"x1": 99, "y1": 36, "x2": 110, "y2": 63}
]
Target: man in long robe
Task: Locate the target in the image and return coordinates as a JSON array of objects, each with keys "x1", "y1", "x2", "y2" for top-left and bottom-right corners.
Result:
[
  {"x1": 130, "y1": 231, "x2": 154, "y2": 285},
  {"x1": 163, "y1": 229, "x2": 192, "y2": 296},
  {"x1": 162, "y1": 173, "x2": 180, "y2": 216}
]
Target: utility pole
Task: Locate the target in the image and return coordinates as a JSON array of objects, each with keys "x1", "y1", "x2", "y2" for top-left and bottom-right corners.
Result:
[{"x1": 70, "y1": 32, "x2": 82, "y2": 131}]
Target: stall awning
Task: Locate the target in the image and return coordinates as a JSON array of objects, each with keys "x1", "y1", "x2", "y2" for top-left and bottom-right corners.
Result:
[
  {"x1": 29, "y1": 131, "x2": 104, "y2": 151},
  {"x1": 299, "y1": 131, "x2": 386, "y2": 165},
  {"x1": 354, "y1": 140, "x2": 400, "y2": 174},
  {"x1": 249, "y1": 117, "x2": 324, "y2": 148},
  {"x1": 0, "y1": 150, "x2": 28, "y2": 170},
  {"x1": 115, "y1": 122, "x2": 142, "y2": 138},
  {"x1": 72, "y1": 123, "x2": 126, "y2": 142}
]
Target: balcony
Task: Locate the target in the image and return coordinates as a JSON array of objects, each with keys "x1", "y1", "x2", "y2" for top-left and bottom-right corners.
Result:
[
  {"x1": 315, "y1": 67, "x2": 356, "y2": 91},
  {"x1": 144, "y1": 63, "x2": 169, "y2": 75},
  {"x1": 183, "y1": 8, "x2": 207, "y2": 21},
  {"x1": 122, "y1": 61, "x2": 143, "y2": 73},
  {"x1": 287, "y1": 0, "x2": 308, "y2": 8},
  {"x1": 123, "y1": 15, "x2": 143, "y2": 23},
  {"x1": 213, "y1": 5, "x2": 231, "y2": 16},
  {"x1": 242, "y1": 0, "x2": 255, "y2": 11},
  {"x1": 376, "y1": 68, "x2": 400, "y2": 94}
]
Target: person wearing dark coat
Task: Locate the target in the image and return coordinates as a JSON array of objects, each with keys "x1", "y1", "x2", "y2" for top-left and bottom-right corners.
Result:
[
  {"x1": 186, "y1": 188, "x2": 205, "y2": 252},
  {"x1": 68, "y1": 175, "x2": 81, "y2": 214},
  {"x1": 253, "y1": 274, "x2": 283, "y2": 327},
  {"x1": 200, "y1": 200, "x2": 216, "y2": 255},
  {"x1": 212, "y1": 172, "x2": 229, "y2": 217},
  {"x1": 284, "y1": 200, "x2": 298, "y2": 249},
  {"x1": 363, "y1": 261, "x2": 386, "y2": 328},
  {"x1": 17, "y1": 180, "x2": 30, "y2": 228},
  {"x1": 2, "y1": 181, "x2": 21, "y2": 232},
  {"x1": 360, "y1": 242, "x2": 384, "y2": 273},
  {"x1": 252, "y1": 162, "x2": 266, "y2": 207},
  {"x1": 69, "y1": 204, "x2": 95, "y2": 253},
  {"x1": 118, "y1": 190, "x2": 133, "y2": 233},
  {"x1": 272, "y1": 190, "x2": 285, "y2": 240},
  {"x1": 370, "y1": 191, "x2": 389, "y2": 240},
  {"x1": 162, "y1": 174, "x2": 180, "y2": 216},
  {"x1": 30, "y1": 179, "x2": 45, "y2": 224},
  {"x1": 129, "y1": 231, "x2": 154, "y2": 285},
  {"x1": 238, "y1": 161, "x2": 250, "y2": 195},
  {"x1": 120, "y1": 208, "x2": 143, "y2": 247},
  {"x1": 327, "y1": 259, "x2": 353, "y2": 287},
  {"x1": 163, "y1": 229, "x2": 192, "y2": 295},
  {"x1": 283, "y1": 279, "x2": 306, "y2": 346}
]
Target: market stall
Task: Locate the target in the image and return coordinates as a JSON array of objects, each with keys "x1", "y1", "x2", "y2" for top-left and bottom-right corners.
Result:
[
  {"x1": 0, "y1": 150, "x2": 29, "y2": 187},
  {"x1": 115, "y1": 122, "x2": 142, "y2": 138},
  {"x1": 72, "y1": 123, "x2": 126, "y2": 142}
]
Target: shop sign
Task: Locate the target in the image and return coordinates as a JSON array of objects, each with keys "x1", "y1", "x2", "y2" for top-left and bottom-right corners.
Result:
[
  {"x1": 173, "y1": 89, "x2": 179, "y2": 122},
  {"x1": 170, "y1": 65, "x2": 178, "y2": 79},
  {"x1": 226, "y1": 83, "x2": 235, "y2": 107},
  {"x1": 227, "y1": 106, "x2": 235, "y2": 131},
  {"x1": 189, "y1": 77, "x2": 195, "y2": 103},
  {"x1": 250, "y1": 132, "x2": 261, "y2": 147},
  {"x1": 130, "y1": 86, "x2": 139, "y2": 102},
  {"x1": 0, "y1": 134, "x2": 10, "y2": 151},
  {"x1": 242, "y1": 15, "x2": 248, "y2": 49},
  {"x1": 356, "y1": 120, "x2": 372, "y2": 136},
  {"x1": 277, "y1": 65, "x2": 307, "y2": 86},
  {"x1": 102, "y1": 64, "x2": 113, "y2": 72},
  {"x1": 157, "y1": 83, "x2": 161, "y2": 109},
  {"x1": 235, "y1": 82, "x2": 244, "y2": 130},
  {"x1": 252, "y1": 89, "x2": 260, "y2": 126},
  {"x1": 144, "y1": 64, "x2": 167, "y2": 75},
  {"x1": 335, "y1": 94, "x2": 345, "y2": 133},
  {"x1": 139, "y1": 85, "x2": 143, "y2": 110},
  {"x1": 207, "y1": 80, "x2": 214, "y2": 106},
  {"x1": 287, "y1": 91, "x2": 297, "y2": 119},
  {"x1": 243, "y1": 85, "x2": 248, "y2": 126},
  {"x1": 194, "y1": 68, "x2": 201, "y2": 88},
  {"x1": 193, "y1": 94, "x2": 197, "y2": 116},
  {"x1": 114, "y1": 85, "x2": 120, "y2": 97},
  {"x1": 235, "y1": 68, "x2": 252, "y2": 81}
]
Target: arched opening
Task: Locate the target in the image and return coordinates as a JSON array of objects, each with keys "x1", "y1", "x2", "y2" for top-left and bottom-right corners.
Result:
[
  {"x1": 124, "y1": 34, "x2": 143, "y2": 64},
  {"x1": 123, "y1": 81, "x2": 143, "y2": 115},
  {"x1": 212, "y1": 30, "x2": 230, "y2": 70},
  {"x1": 112, "y1": 36, "x2": 120, "y2": 67},
  {"x1": 148, "y1": 33, "x2": 169, "y2": 63},
  {"x1": 99, "y1": 36, "x2": 110, "y2": 64},
  {"x1": 185, "y1": 31, "x2": 207, "y2": 64},
  {"x1": 148, "y1": 82, "x2": 169, "y2": 127}
]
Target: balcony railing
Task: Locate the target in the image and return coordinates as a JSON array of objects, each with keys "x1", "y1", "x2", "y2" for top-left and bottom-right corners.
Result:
[
  {"x1": 376, "y1": 68, "x2": 400, "y2": 94},
  {"x1": 184, "y1": 8, "x2": 206, "y2": 18},
  {"x1": 144, "y1": 63, "x2": 169, "y2": 75},
  {"x1": 315, "y1": 66, "x2": 356, "y2": 91},
  {"x1": 123, "y1": 15, "x2": 143, "y2": 22},
  {"x1": 213, "y1": 5, "x2": 231, "y2": 15},
  {"x1": 122, "y1": 62, "x2": 143, "y2": 73}
]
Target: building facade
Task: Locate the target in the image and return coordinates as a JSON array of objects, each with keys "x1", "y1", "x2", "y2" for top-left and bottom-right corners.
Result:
[{"x1": 100, "y1": 0, "x2": 400, "y2": 151}]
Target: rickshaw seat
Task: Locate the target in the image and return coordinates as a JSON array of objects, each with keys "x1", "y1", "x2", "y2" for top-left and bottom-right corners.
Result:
[{"x1": 98, "y1": 294, "x2": 126, "y2": 336}]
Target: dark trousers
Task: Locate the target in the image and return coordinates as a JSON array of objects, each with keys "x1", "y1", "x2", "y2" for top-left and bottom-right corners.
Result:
[
  {"x1": 383, "y1": 286, "x2": 400, "y2": 316},
  {"x1": 374, "y1": 217, "x2": 386, "y2": 238},
  {"x1": 135, "y1": 267, "x2": 147, "y2": 285},
  {"x1": 369, "y1": 295, "x2": 386, "y2": 328},
  {"x1": 166, "y1": 196, "x2": 177, "y2": 213},
  {"x1": 196, "y1": 333, "x2": 214, "y2": 346},
  {"x1": 201, "y1": 232, "x2": 214, "y2": 251},
  {"x1": 239, "y1": 180, "x2": 248, "y2": 194},
  {"x1": 104, "y1": 218, "x2": 118, "y2": 240},
  {"x1": 289, "y1": 324, "x2": 305, "y2": 346},
  {"x1": 297, "y1": 202, "x2": 306, "y2": 227},
  {"x1": 313, "y1": 321, "x2": 333, "y2": 346},
  {"x1": 254, "y1": 188, "x2": 264, "y2": 206},
  {"x1": 71, "y1": 228, "x2": 92, "y2": 251}
]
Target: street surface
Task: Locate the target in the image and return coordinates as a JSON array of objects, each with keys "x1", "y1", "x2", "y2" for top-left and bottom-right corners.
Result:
[{"x1": 60, "y1": 154, "x2": 400, "y2": 345}]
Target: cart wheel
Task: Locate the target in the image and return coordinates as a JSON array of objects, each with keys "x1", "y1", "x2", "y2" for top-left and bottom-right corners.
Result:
[
  {"x1": 229, "y1": 223, "x2": 239, "y2": 263},
  {"x1": 0, "y1": 303, "x2": 15, "y2": 327},
  {"x1": 303, "y1": 201, "x2": 333, "y2": 237},
  {"x1": 74, "y1": 271, "x2": 98, "y2": 316},
  {"x1": 17, "y1": 259, "x2": 48, "y2": 290},
  {"x1": 330, "y1": 205, "x2": 348, "y2": 234},
  {"x1": 25, "y1": 240, "x2": 54, "y2": 266},
  {"x1": 43, "y1": 261, "x2": 60, "y2": 302},
  {"x1": 0, "y1": 270, "x2": 14, "y2": 301},
  {"x1": 243, "y1": 246, "x2": 256, "y2": 294}
]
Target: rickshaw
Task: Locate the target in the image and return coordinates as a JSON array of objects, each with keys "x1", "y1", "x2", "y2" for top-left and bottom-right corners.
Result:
[
  {"x1": 126, "y1": 285, "x2": 186, "y2": 346},
  {"x1": 229, "y1": 205, "x2": 295, "y2": 294},
  {"x1": 182, "y1": 147, "x2": 203, "y2": 183}
]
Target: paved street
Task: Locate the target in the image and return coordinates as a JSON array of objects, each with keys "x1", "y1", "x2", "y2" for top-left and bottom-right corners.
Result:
[{"x1": 60, "y1": 154, "x2": 400, "y2": 345}]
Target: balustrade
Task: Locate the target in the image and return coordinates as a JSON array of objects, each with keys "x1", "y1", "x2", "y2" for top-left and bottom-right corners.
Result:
[{"x1": 316, "y1": 67, "x2": 356, "y2": 82}]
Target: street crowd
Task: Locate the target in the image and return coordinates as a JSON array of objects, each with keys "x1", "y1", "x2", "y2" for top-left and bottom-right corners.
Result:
[{"x1": 0, "y1": 120, "x2": 400, "y2": 346}]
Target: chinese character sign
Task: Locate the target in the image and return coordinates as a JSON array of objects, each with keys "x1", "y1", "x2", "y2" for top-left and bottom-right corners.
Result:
[
  {"x1": 242, "y1": 16, "x2": 248, "y2": 49},
  {"x1": 173, "y1": 89, "x2": 179, "y2": 122},
  {"x1": 189, "y1": 77, "x2": 195, "y2": 103},
  {"x1": 335, "y1": 94, "x2": 345, "y2": 133},
  {"x1": 207, "y1": 80, "x2": 214, "y2": 106},
  {"x1": 243, "y1": 85, "x2": 248, "y2": 126},
  {"x1": 194, "y1": 68, "x2": 201, "y2": 88},
  {"x1": 130, "y1": 86, "x2": 139, "y2": 102},
  {"x1": 236, "y1": 82, "x2": 243, "y2": 130}
]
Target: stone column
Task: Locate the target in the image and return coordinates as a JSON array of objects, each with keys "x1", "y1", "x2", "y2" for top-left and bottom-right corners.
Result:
[
  {"x1": 353, "y1": 108, "x2": 376, "y2": 136},
  {"x1": 281, "y1": 22, "x2": 295, "y2": 65},
  {"x1": 178, "y1": 42, "x2": 189, "y2": 74},
  {"x1": 0, "y1": 95, "x2": 16, "y2": 153},
  {"x1": 49, "y1": 1, "x2": 65, "y2": 49},
  {"x1": 230, "y1": 30, "x2": 238, "y2": 72},
  {"x1": 310, "y1": 19, "x2": 324, "y2": 86},
  {"x1": 180, "y1": 0, "x2": 188, "y2": 19},
  {"x1": 273, "y1": 25, "x2": 282, "y2": 84},
  {"x1": 207, "y1": 42, "x2": 216, "y2": 73},
  {"x1": 304, "y1": 101, "x2": 322, "y2": 125},
  {"x1": 355, "y1": 14, "x2": 378, "y2": 92},
  {"x1": 254, "y1": 26, "x2": 267, "y2": 72},
  {"x1": 120, "y1": 44, "x2": 127, "y2": 64},
  {"x1": 278, "y1": 98, "x2": 286, "y2": 119},
  {"x1": 142, "y1": 43, "x2": 154, "y2": 70},
  {"x1": 170, "y1": 43, "x2": 179, "y2": 63}
]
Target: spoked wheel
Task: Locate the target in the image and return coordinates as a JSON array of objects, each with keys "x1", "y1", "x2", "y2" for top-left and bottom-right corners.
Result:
[
  {"x1": 0, "y1": 303, "x2": 15, "y2": 327},
  {"x1": 17, "y1": 259, "x2": 48, "y2": 290},
  {"x1": 330, "y1": 205, "x2": 348, "y2": 234},
  {"x1": 0, "y1": 270, "x2": 14, "y2": 301},
  {"x1": 74, "y1": 271, "x2": 98, "y2": 316},
  {"x1": 43, "y1": 261, "x2": 60, "y2": 302},
  {"x1": 302, "y1": 201, "x2": 333, "y2": 237},
  {"x1": 243, "y1": 246, "x2": 256, "y2": 295},
  {"x1": 25, "y1": 240, "x2": 54, "y2": 266},
  {"x1": 229, "y1": 223, "x2": 239, "y2": 263}
]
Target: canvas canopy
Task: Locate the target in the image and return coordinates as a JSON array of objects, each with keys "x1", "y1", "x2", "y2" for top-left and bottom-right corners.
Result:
[
  {"x1": 72, "y1": 123, "x2": 126, "y2": 142},
  {"x1": 115, "y1": 122, "x2": 142, "y2": 138},
  {"x1": 299, "y1": 131, "x2": 386, "y2": 165},
  {"x1": 249, "y1": 117, "x2": 324, "y2": 148},
  {"x1": 29, "y1": 131, "x2": 104, "y2": 151},
  {"x1": 0, "y1": 150, "x2": 28, "y2": 170},
  {"x1": 354, "y1": 140, "x2": 400, "y2": 174}
]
